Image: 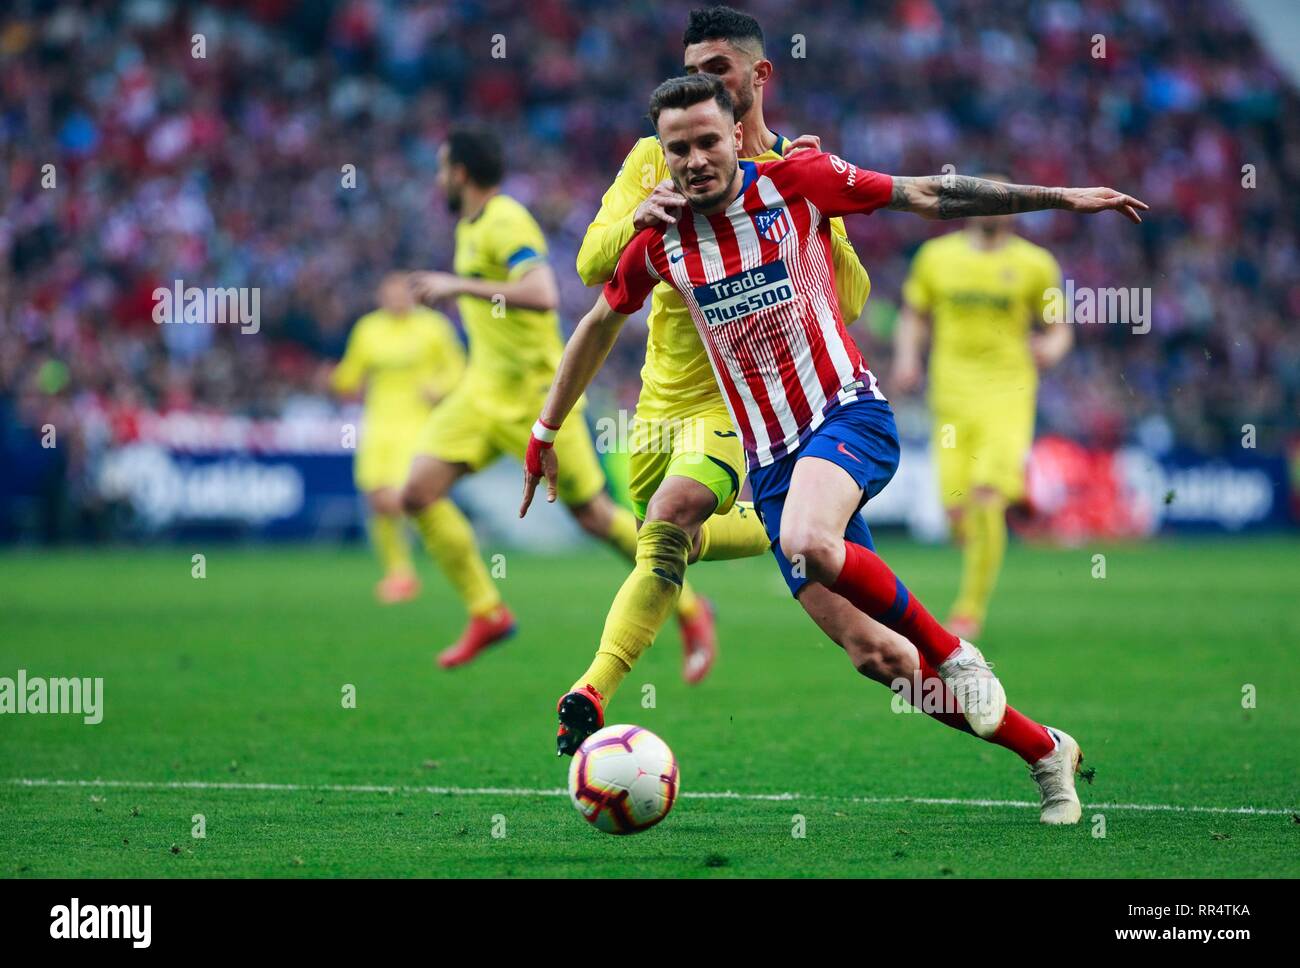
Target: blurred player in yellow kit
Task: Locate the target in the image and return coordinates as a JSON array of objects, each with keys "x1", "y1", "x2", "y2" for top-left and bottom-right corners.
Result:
[
  {"x1": 328, "y1": 273, "x2": 465, "y2": 604},
  {"x1": 404, "y1": 126, "x2": 716, "y2": 670},
  {"x1": 893, "y1": 179, "x2": 1071, "y2": 640},
  {"x1": 549, "y1": 6, "x2": 934, "y2": 753}
]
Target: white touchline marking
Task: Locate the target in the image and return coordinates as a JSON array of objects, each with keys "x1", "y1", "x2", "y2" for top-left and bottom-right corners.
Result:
[{"x1": 4, "y1": 778, "x2": 1296, "y2": 817}]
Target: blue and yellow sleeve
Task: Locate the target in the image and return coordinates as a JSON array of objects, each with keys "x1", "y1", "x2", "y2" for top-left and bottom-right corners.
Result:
[{"x1": 489, "y1": 200, "x2": 550, "y2": 281}]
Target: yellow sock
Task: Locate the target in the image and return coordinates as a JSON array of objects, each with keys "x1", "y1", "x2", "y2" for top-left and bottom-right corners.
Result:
[
  {"x1": 571, "y1": 521, "x2": 690, "y2": 702},
  {"x1": 698, "y1": 501, "x2": 771, "y2": 560},
  {"x1": 604, "y1": 504, "x2": 700, "y2": 619},
  {"x1": 412, "y1": 499, "x2": 501, "y2": 617},
  {"x1": 951, "y1": 498, "x2": 1007, "y2": 623},
  {"x1": 572, "y1": 652, "x2": 632, "y2": 702},
  {"x1": 370, "y1": 513, "x2": 413, "y2": 577}
]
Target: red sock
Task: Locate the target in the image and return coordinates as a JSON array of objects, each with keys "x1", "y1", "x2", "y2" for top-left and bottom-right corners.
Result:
[
  {"x1": 990, "y1": 707, "x2": 1055, "y2": 764},
  {"x1": 908, "y1": 653, "x2": 972, "y2": 734},
  {"x1": 832, "y1": 541, "x2": 961, "y2": 667}
]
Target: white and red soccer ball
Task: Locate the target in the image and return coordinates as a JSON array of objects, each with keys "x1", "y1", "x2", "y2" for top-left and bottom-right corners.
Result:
[{"x1": 568, "y1": 725, "x2": 679, "y2": 834}]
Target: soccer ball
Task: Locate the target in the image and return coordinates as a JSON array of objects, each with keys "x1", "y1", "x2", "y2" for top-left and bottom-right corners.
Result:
[{"x1": 568, "y1": 724, "x2": 680, "y2": 834}]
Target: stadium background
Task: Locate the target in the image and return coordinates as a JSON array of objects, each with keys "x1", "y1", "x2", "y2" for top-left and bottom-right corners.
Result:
[{"x1": 2, "y1": 0, "x2": 1298, "y2": 545}]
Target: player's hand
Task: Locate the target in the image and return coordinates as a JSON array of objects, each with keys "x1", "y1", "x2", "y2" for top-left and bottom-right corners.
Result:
[
  {"x1": 1061, "y1": 187, "x2": 1150, "y2": 224},
  {"x1": 783, "y1": 133, "x2": 822, "y2": 155},
  {"x1": 520, "y1": 420, "x2": 560, "y2": 517},
  {"x1": 891, "y1": 355, "x2": 924, "y2": 394},
  {"x1": 409, "y1": 271, "x2": 462, "y2": 304},
  {"x1": 633, "y1": 180, "x2": 686, "y2": 231},
  {"x1": 1031, "y1": 333, "x2": 1069, "y2": 370}
]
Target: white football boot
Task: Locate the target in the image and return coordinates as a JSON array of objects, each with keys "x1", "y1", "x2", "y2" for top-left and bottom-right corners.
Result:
[
  {"x1": 937, "y1": 640, "x2": 1006, "y2": 738},
  {"x1": 1030, "y1": 727, "x2": 1084, "y2": 825}
]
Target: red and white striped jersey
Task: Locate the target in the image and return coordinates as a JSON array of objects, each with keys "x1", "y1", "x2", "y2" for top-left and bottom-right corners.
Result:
[{"x1": 604, "y1": 150, "x2": 893, "y2": 469}]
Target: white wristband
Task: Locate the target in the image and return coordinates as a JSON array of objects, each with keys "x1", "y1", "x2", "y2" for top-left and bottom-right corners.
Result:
[{"x1": 531, "y1": 420, "x2": 558, "y2": 443}]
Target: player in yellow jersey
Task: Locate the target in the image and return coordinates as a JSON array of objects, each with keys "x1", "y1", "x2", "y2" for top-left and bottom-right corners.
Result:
[
  {"x1": 404, "y1": 126, "x2": 716, "y2": 669},
  {"x1": 328, "y1": 273, "x2": 465, "y2": 604},
  {"x1": 894, "y1": 178, "x2": 1072, "y2": 640},
  {"x1": 549, "y1": 6, "x2": 930, "y2": 754}
]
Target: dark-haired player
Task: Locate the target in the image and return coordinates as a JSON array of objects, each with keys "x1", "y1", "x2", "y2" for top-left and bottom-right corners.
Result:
[
  {"x1": 564, "y1": 5, "x2": 977, "y2": 772},
  {"x1": 405, "y1": 127, "x2": 714, "y2": 668},
  {"x1": 570, "y1": 3, "x2": 920, "y2": 706},
  {"x1": 525, "y1": 75, "x2": 1147, "y2": 823}
]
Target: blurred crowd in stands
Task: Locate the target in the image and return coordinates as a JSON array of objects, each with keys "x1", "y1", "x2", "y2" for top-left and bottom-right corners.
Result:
[{"x1": 3, "y1": 0, "x2": 1298, "y2": 536}]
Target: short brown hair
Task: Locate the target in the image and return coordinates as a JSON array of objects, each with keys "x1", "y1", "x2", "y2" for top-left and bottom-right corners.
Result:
[{"x1": 648, "y1": 73, "x2": 734, "y2": 130}]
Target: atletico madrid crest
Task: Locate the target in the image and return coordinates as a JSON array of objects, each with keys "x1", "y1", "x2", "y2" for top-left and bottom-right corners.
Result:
[{"x1": 753, "y1": 206, "x2": 792, "y2": 244}]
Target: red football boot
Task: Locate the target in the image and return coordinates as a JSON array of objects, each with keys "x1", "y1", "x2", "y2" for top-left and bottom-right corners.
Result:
[
  {"x1": 555, "y1": 684, "x2": 605, "y2": 756},
  {"x1": 437, "y1": 606, "x2": 517, "y2": 669},
  {"x1": 679, "y1": 595, "x2": 718, "y2": 685}
]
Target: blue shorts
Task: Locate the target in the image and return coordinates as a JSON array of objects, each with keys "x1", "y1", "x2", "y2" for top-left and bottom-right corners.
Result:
[{"x1": 749, "y1": 399, "x2": 901, "y2": 597}]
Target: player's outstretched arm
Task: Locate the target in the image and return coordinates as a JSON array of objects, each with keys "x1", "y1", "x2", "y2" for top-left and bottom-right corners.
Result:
[
  {"x1": 888, "y1": 175, "x2": 1149, "y2": 223},
  {"x1": 411, "y1": 265, "x2": 559, "y2": 312},
  {"x1": 520, "y1": 294, "x2": 629, "y2": 516}
]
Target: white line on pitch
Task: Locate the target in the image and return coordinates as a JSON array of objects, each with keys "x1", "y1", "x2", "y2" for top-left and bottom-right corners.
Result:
[{"x1": 4, "y1": 778, "x2": 1296, "y2": 817}]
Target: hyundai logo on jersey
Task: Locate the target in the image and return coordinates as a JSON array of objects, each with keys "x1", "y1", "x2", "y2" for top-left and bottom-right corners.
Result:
[{"x1": 692, "y1": 260, "x2": 796, "y2": 327}]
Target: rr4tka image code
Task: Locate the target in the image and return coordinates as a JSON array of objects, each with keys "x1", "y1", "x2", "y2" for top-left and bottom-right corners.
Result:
[{"x1": 0, "y1": 0, "x2": 1296, "y2": 943}]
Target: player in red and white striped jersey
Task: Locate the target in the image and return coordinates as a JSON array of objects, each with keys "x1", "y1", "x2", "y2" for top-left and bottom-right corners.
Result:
[
  {"x1": 605, "y1": 144, "x2": 892, "y2": 470},
  {"x1": 523, "y1": 73, "x2": 1147, "y2": 823}
]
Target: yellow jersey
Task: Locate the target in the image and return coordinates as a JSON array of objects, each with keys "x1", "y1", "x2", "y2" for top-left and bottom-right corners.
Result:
[
  {"x1": 901, "y1": 231, "x2": 1063, "y2": 409},
  {"x1": 331, "y1": 306, "x2": 465, "y2": 428},
  {"x1": 577, "y1": 135, "x2": 873, "y2": 422},
  {"x1": 453, "y1": 193, "x2": 567, "y2": 409}
]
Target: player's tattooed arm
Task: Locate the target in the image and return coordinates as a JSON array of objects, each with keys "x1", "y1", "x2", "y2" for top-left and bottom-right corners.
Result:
[
  {"x1": 888, "y1": 176, "x2": 1066, "y2": 218},
  {"x1": 888, "y1": 176, "x2": 1148, "y2": 223}
]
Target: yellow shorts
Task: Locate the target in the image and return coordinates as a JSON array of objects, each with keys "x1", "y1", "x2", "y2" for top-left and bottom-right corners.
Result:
[
  {"x1": 354, "y1": 426, "x2": 422, "y2": 493},
  {"x1": 931, "y1": 395, "x2": 1035, "y2": 507},
  {"x1": 626, "y1": 408, "x2": 745, "y2": 519},
  {"x1": 416, "y1": 382, "x2": 607, "y2": 508}
]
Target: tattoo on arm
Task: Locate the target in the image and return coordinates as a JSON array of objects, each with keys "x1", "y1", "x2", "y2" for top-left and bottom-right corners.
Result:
[{"x1": 890, "y1": 175, "x2": 1067, "y2": 219}]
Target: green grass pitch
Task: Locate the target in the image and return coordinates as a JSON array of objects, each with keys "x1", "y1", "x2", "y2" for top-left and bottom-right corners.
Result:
[{"x1": 1, "y1": 537, "x2": 1297, "y2": 878}]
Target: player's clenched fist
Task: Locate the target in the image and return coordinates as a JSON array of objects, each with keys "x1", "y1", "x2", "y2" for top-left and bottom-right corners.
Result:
[
  {"x1": 633, "y1": 180, "x2": 686, "y2": 230},
  {"x1": 520, "y1": 419, "x2": 560, "y2": 516}
]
